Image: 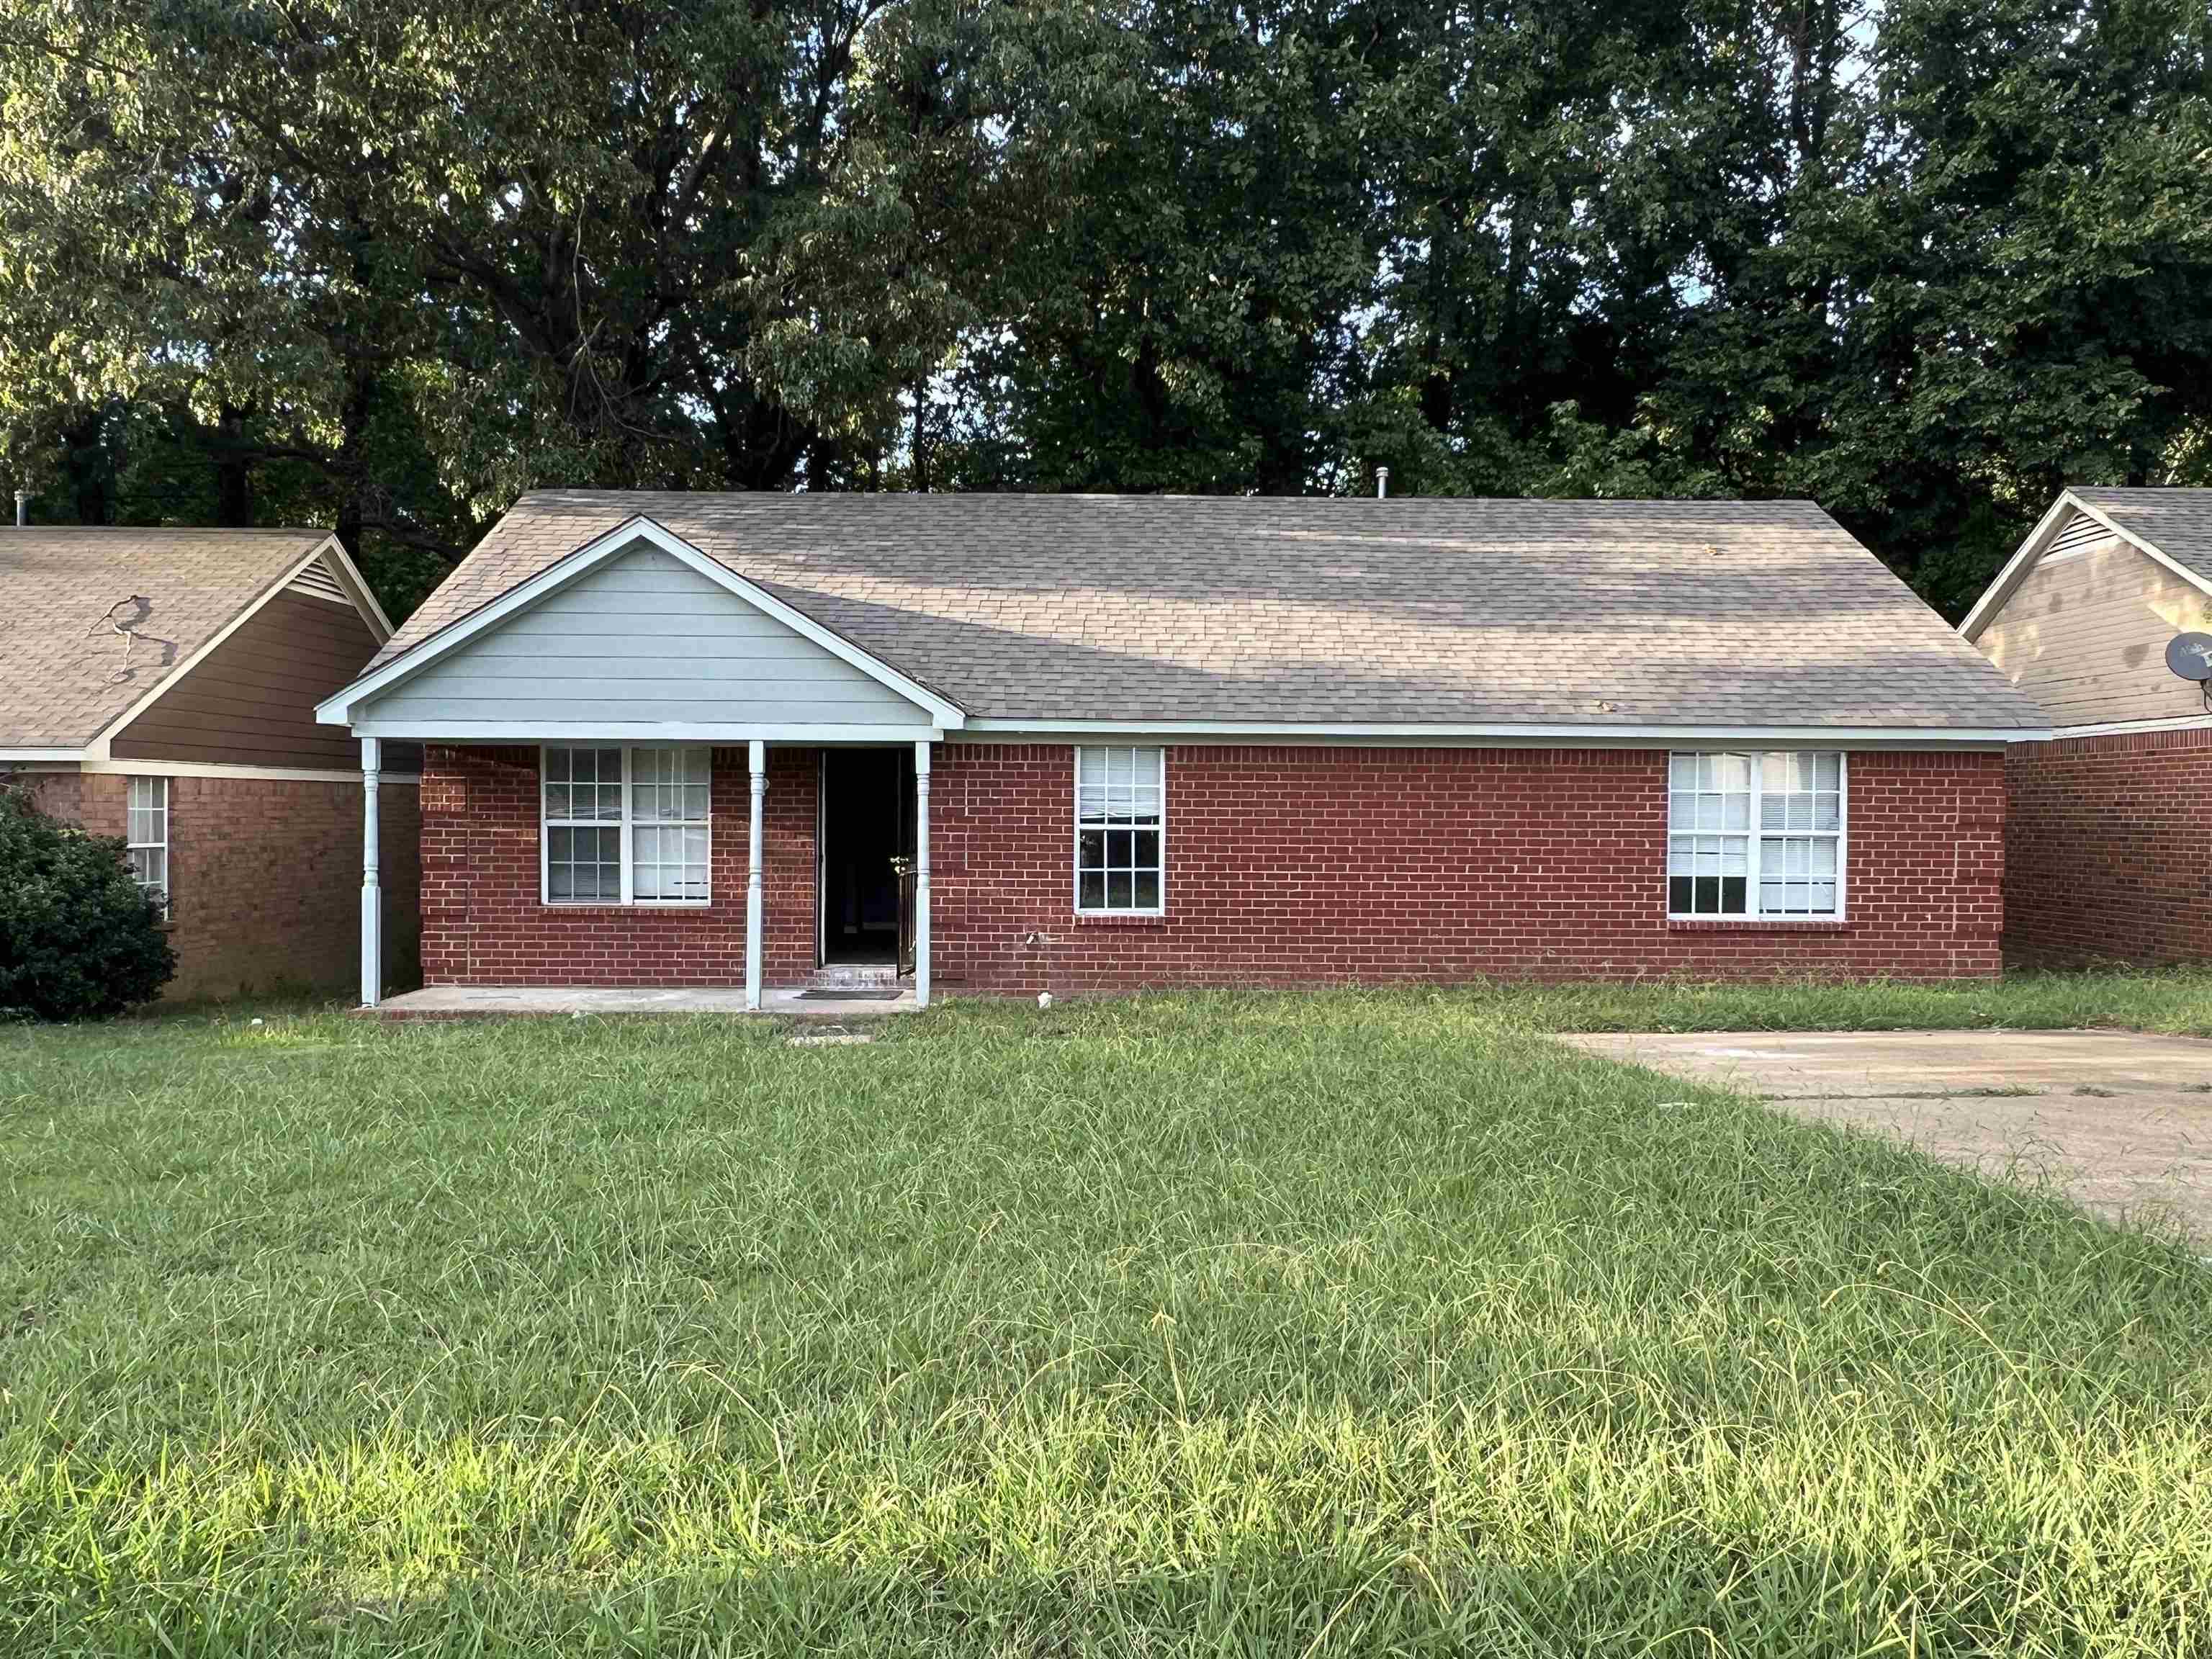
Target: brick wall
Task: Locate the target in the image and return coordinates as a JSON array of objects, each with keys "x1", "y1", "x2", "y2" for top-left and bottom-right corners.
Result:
[
  {"x1": 12, "y1": 767, "x2": 421, "y2": 1001},
  {"x1": 417, "y1": 742, "x2": 2003, "y2": 989},
  {"x1": 420, "y1": 745, "x2": 815, "y2": 986},
  {"x1": 2003, "y1": 727, "x2": 2212, "y2": 967},
  {"x1": 932, "y1": 745, "x2": 2004, "y2": 989}
]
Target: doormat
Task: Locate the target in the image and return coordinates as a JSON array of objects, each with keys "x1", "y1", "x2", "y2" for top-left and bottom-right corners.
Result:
[{"x1": 796, "y1": 988, "x2": 903, "y2": 1000}]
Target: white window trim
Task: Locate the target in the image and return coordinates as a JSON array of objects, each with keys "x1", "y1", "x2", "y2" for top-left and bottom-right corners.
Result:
[
  {"x1": 126, "y1": 775, "x2": 170, "y2": 920},
  {"x1": 1073, "y1": 745, "x2": 1167, "y2": 917},
  {"x1": 539, "y1": 745, "x2": 713, "y2": 908},
  {"x1": 1665, "y1": 751, "x2": 1849, "y2": 922}
]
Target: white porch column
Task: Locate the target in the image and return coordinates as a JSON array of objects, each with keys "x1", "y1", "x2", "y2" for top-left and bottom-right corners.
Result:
[
  {"x1": 746, "y1": 739, "x2": 766, "y2": 1011},
  {"x1": 359, "y1": 737, "x2": 382, "y2": 1008},
  {"x1": 913, "y1": 739, "x2": 932, "y2": 1010}
]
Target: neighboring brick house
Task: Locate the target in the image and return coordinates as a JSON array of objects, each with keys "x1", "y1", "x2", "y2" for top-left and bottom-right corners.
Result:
[
  {"x1": 315, "y1": 494, "x2": 2046, "y2": 1009},
  {"x1": 0, "y1": 528, "x2": 420, "y2": 1001},
  {"x1": 1963, "y1": 489, "x2": 2212, "y2": 966}
]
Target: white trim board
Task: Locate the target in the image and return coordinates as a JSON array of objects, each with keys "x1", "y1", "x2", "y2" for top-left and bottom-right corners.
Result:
[
  {"x1": 956, "y1": 720, "x2": 2044, "y2": 748},
  {"x1": 84, "y1": 536, "x2": 393, "y2": 761},
  {"x1": 352, "y1": 720, "x2": 945, "y2": 743},
  {"x1": 318, "y1": 517, "x2": 966, "y2": 730},
  {"x1": 2044, "y1": 711, "x2": 2212, "y2": 740},
  {"x1": 0, "y1": 747, "x2": 84, "y2": 762},
  {"x1": 82, "y1": 758, "x2": 422, "y2": 784},
  {"x1": 1959, "y1": 490, "x2": 2212, "y2": 643}
]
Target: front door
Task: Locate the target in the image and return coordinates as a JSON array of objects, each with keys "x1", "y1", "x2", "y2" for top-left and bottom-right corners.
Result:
[{"x1": 818, "y1": 748, "x2": 916, "y2": 966}]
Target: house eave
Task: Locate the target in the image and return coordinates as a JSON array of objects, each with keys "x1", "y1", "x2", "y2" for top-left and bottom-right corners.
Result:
[
  {"x1": 351, "y1": 719, "x2": 948, "y2": 744},
  {"x1": 957, "y1": 719, "x2": 2049, "y2": 749}
]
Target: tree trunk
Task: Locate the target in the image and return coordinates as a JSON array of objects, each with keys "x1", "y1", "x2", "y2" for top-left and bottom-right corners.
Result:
[{"x1": 213, "y1": 403, "x2": 253, "y2": 526}]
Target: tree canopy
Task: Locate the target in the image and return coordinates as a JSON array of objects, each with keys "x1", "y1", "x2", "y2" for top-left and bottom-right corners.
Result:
[{"x1": 0, "y1": 0, "x2": 2206, "y2": 621}]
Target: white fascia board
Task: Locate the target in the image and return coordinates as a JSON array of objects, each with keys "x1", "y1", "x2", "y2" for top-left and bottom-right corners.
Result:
[
  {"x1": 78, "y1": 757, "x2": 419, "y2": 783},
  {"x1": 86, "y1": 539, "x2": 357, "y2": 761},
  {"x1": 1959, "y1": 490, "x2": 2212, "y2": 642},
  {"x1": 1957, "y1": 493, "x2": 2080, "y2": 642},
  {"x1": 318, "y1": 517, "x2": 966, "y2": 729},
  {"x1": 0, "y1": 747, "x2": 84, "y2": 762},
  {"x1": 351, "y1": 719, "x2": 946, "y2": 744},
  {"x1": 318, "y1": 535, "x2": 396, "y2": 639},
  {"x1": 959, "y1": 719, "x2": 2049, "y2": 747}
]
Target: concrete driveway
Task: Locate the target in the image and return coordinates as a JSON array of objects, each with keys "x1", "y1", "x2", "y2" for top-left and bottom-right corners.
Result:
[{"x1": 1564, "y1": 1029, "x2": 2212, "y2": 1237}]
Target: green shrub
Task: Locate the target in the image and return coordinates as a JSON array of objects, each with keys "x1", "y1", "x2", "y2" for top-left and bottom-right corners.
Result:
[{"x1": 0, "y1": 786, "x2": 174, "y2": 1020}]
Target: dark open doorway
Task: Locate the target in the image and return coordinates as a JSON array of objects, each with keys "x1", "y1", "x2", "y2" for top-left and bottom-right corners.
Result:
[{"x1": 818, "y1": 748, "x2": 916, "y2": 966}]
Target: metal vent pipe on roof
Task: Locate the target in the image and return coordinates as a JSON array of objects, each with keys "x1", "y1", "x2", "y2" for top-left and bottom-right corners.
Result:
[
  {"x1": 13, "y1": 490, "x2": 25, "y2": 527},
  {"x1": 1375, "y1": 467, "x2": 1389, "y2": 500}
]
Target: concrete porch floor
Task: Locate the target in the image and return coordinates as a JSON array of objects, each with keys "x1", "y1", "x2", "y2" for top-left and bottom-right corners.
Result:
[{"x1": 367, "y1": 984, "x2": 920, "y2": 1019}]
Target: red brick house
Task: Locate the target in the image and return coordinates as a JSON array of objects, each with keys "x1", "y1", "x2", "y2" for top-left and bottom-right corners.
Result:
[
  {"x1": 315, "y1": 494, "x2": 2046, "y2": 1009},
  {"x1": 0, "y1": 528, "x2": 420, "y2": 1000},
  {"x1": 1963, "y1": 488, "x2": 2212, "y2": 966}
]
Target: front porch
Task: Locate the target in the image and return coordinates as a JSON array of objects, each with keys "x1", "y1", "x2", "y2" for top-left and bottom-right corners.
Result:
[
  {"x1": 365, "y1": 981, "x2": 921, "y2": 1020},
  {"x1": 356, "y1": 737, "x2": 938, "y2": 1012}
]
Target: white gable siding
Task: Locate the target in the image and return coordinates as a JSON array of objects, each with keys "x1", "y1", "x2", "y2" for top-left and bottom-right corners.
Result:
[
  {"x1": 1974, "y1": 533, "x2": 2212, "y2": 727},
  {"x1": 360, "y1": 544, "x2": 932, "y2": 727}
]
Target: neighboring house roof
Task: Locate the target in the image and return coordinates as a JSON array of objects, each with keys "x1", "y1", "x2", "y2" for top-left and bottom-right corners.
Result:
[
  {"x1": 1959, "y1": 488, "x2": 2212, "y2": 644},
  {"x1": 0, "y1": 528, "x2": 382, "y2": 750},
  {"x1": 359, "y1": 492, "x2": 2045, "y2": 734},
  {"x1": 2058, "y1": 488, "x2": 2212, "y2": 588}
]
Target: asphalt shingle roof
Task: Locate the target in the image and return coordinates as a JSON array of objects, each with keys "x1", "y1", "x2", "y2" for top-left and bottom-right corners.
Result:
[
  {"x1": 364, "y1": 493, "x2": 2045, "y2": 732},
  {"x1": 2069, "y1": 488, "x2": 2212, "y2": 588},
  {"x1": 0, "y1": 529, "x2": 331, "y2": 748}
]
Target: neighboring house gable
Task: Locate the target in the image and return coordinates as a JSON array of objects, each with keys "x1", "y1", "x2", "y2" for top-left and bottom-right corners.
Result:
[
  {"x1": 341, "y1": 533, "x2": 951, "y2": 737},
  {"x1": 1972, "y1": 511, "x2": 2212, "y2": 729},
  {"x1": 110, "y1": 578, "x2": 387, "y2": 770},
  {"x1": 1964, "y1": 491, "x2": 2212, "y2": 732}
]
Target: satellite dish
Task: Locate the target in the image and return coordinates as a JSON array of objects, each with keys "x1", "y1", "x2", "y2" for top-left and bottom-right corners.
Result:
[{"x1": 2167, "y1": 633, "x2": 2212, "y2": 683}]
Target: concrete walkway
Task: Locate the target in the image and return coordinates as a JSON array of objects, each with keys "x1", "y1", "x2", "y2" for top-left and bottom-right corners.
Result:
[
  {"x1": 1565, "y1": 1029, "x2": 2212, "y2": 1237},
  {"x1": 369, "y1": 984, "x2": 919, "y2": 1020}
]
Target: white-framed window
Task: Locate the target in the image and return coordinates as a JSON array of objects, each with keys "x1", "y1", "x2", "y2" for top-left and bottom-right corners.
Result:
[
  {"x1": 1075, "y1": 745, "x2": 1164, "y2": 914},
  {"x1": 125, "y1": 775, "x2": 169, "y2": 917},
  {"x1": 1668, "y1": 752, "x2": 1845, "y2": 919},
  {"x1": 541, "y1": 745, "x2": 711, "y2": 906}
]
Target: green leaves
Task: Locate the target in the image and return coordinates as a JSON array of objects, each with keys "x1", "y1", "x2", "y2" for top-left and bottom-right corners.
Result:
[{"x1": 0, "y1": 0, "x2": 2206, "y2": 621}]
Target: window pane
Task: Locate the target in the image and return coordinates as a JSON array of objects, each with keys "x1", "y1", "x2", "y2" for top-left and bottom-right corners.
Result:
[
  {"x1": 1107, "y1": 829, "x2": 1133, "y2": 869},
  {"x1": 1107, "y1": 871, "x2": 1133, "y2": 910},
  {"x1": 1132, "y1": 830, "x2": 1160, "y2": 871},
  {"x1": 1133, "y1": 871, "x2": 1160, "y2": 909},
  {"x1": 633, "y1": 747, "x2": 710, "y2": 824},
  {"x1": 1758, "y1": 835, "x2": 1839, "y2": 914},
  {"x1": 1078, "y1": 829, "x2": 1105, "y2": 871},
  {"x1": 548, "y1": 823, "x2": 619, "y2": 902},
  {"x1": 1079, "y1": 871, "x2": 1105, "y2": 910},
  {"x1": 1669, "y1": 833, "x2": 1748, "y2": 913}
]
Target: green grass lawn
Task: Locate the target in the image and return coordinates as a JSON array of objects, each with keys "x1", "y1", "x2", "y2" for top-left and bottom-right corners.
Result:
[
  {"x1": 4, "y1": 990, "x2": 2211, "y2": 1655},
  {"x1": 1450, "y1": 963, "x2": 2212, "y2": 1035}
]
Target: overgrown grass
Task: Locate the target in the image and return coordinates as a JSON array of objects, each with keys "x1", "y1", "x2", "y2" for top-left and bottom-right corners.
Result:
[
  {"x1": 4, "y1": 992, "x2": 2210, "y2": 1655},
  {"x1": 1461, "y1": 964, "x2": 2212, "y2": 1035}
]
